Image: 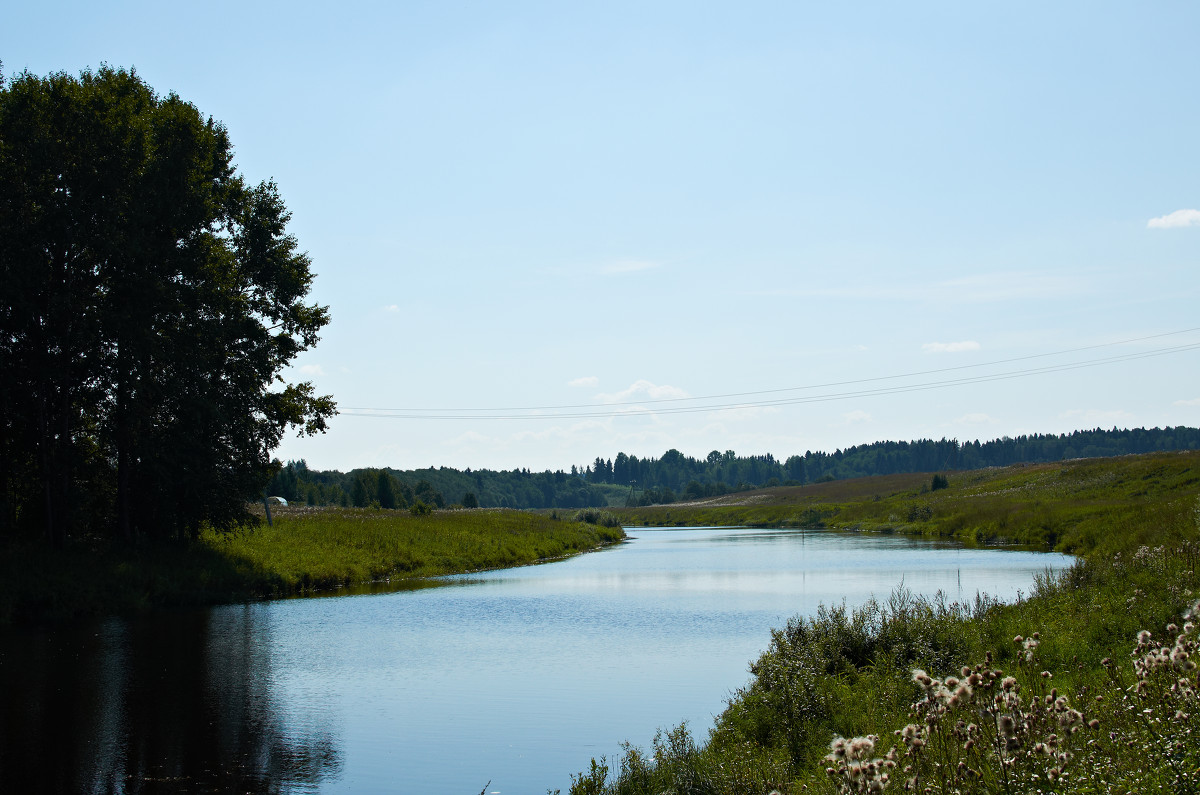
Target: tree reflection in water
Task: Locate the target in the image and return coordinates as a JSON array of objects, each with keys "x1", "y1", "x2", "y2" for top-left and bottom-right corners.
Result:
[{"x1": 0, "y1": 605, "x2": 340, "y2": 793}]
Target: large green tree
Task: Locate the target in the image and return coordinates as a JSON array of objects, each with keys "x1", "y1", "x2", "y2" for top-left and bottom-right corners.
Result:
[{"x1": 0, "y1": 66, "x2": 335, "y2": 544}]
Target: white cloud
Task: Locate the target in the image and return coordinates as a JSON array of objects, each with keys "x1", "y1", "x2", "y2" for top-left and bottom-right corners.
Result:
[
  {"x1": 299, "y1": 364, "x2": 326, "y2": 376},
  {"x1": 710, "y1": 405, "x2": 781, "y2": 421},
  {"x1": 1173, "y1": 397, "x2": 1200, "y2": 406},
  {"x1": 922, "y1": 340, "x2": 981, "y2": 354},
  {"x1": 383, "y1": 304, "x2": 400, "y2": 312},
  {"x1": 595, "y1": 379, "x2": 689, "y2": 404},
  {"x1": 568, "y1": 376, "x2": 599, "y2": 388},
  {"x1": 449, "y1": 430, "x2": 491, "y2": 445},
  {"x1": 448, "y1": 418, "x2": 618, "y2": 453},
  {"x1": 754, "y1": 272, "x2": 1084, "y2": 303},
  {"x1": 1059, "y1": 408, "x2": 1133, "y2": 425},
  {"x1": 1147, "y1": 209, "x2": 1200, "y2": 229},
  {"x1": 842, "y1": 410, "x2": 872, "y2": 424},
  {"x1": 599, "y1": 259, "x2": 661, "y2": 275},
  {"x1": 953, "y1": 412, "x2": 998, "y2": 425}
]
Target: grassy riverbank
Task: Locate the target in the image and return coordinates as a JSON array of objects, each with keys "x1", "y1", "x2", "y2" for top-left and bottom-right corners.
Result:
[
  {"x1": 616, "y1": 450, "x2": 1200, "y2": 555},
  {"x1": 0, "y1": 507, "x2": 624, "y2": 625},
  {"x1": 567, "y1": 451, "x2": 1200, "y2": 794}
]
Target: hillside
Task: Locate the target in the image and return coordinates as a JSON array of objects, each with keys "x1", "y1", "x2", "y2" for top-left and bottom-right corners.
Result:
[
  {"x1": 266, "y1": 426, "x2": 1200, "y2": 512},
  {"x1": 566, "y1": 450, "x2": 1200, "y2": 794},
  {"x1": 611, "y1": 450, "x2": 1200, "y2": 554}
]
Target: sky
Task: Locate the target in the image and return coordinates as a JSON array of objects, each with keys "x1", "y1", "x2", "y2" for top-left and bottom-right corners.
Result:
[{"x1": 6, "y1": 1, "x2": 1200, "y2": 473}]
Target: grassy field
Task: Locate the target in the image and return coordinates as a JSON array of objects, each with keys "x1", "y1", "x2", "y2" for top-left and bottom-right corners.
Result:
[
  {"x1": 0, "y1": 507, "x2": 624, "y2": 625},
  {"x1": 565, "y1": 451, "x2": 1200, "y2": 794},
  {"x1": 614, "y1": 450, "x2": 1200, "y2": 555}
]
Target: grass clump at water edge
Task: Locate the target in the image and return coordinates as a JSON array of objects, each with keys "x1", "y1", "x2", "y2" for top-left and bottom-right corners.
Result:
[
  {"x1": 212, "y1": 506, "x2": 625, "y2": 592},
  {"x1": 560, "y1": 492, "x2": 1200, "y2": 793},
  {"x1": 0, "y1": 507, "x2": 625, "y2": 624}
]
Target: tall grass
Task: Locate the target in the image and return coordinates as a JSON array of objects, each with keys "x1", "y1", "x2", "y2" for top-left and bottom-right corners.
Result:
[
  {"x1": 614, "y1": 451, "x2": 1200, "y2": 555},
  {"x1": 0, "y1": 507, "x2": 624, "y2": 624},
  {"x1": 563, "y1": 457, "x2": 1200, "y2": 794},
  {"x1": 210, "y1": 506, "x2": 625, "y2": 593}
]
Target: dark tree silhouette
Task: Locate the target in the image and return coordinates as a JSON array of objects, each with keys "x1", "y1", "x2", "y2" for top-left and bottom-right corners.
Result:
[{"x1": 0, "y1": 66, "x2": 334, "y2": 543}]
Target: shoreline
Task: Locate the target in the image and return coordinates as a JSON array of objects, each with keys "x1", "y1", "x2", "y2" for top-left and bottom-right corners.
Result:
[{"x1": 0, "y1": 508, "x2": 625, "y2": 627}]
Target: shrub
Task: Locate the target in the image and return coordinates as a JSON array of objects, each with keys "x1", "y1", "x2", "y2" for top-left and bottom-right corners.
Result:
[
  {"x1": 906, "y1": 505, "x2": 933, "y2": 522},
  {"x1": 573, "y1": 509, "x2": 622, "y2": 528}
]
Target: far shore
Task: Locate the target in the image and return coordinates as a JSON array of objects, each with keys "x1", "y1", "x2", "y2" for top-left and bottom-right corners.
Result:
[{"x1": 0, "y1": 507, "x2": 624, "y2": 627}]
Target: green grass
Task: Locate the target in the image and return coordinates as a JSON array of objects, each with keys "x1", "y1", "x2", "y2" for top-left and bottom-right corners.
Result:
[
  {"x1": 563, "y1": 452, "x2": 1200, "y2": 794},
  {"x1": 212, "y1": 506, "x2": 625, "y2": 590},
  {"x1": 0, "y1": 507, "x2": 624, "y2": 625},
  {"x1": 613, "y1": 451, "x2": 1200, "y2": 555}
]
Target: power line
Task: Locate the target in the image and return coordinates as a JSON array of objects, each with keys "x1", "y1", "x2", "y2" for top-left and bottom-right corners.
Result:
[
  {"x1": 340, "y1": 327, "x2": 1200, "y2": 413},
  {"x1": 339, "y1": 334, "x2": 1200, "y2": 421}
]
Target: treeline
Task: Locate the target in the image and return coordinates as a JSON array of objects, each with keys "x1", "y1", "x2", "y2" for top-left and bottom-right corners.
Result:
[
  {"x1": 267, "y1": 462, "x2": 618, "y2": 511},
  {"x1": 271, "y1": 426, "x2": 1200, "y2": 510},
  {"x1": 798, "y1": 425, "x2": 1200, "y2": 481},
  {"x1": 586, "y1": 426, "x2": 1200, "y2": 499},
  {"x1": 0, "y1": 68, "x2": 333, "y2": 546}
]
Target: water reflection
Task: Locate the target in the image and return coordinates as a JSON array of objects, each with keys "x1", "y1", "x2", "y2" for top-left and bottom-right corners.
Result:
[
  {"x1": 0, "y1": 606, "x2": 339, "y2": 794},
  {"x1": 0, "y1": 528, "x2": 1072, "y2": 794}
]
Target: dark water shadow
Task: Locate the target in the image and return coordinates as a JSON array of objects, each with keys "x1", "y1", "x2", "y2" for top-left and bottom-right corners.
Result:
[{"x1": 0, "y1": 604, "x2": 339, "y2": 793}]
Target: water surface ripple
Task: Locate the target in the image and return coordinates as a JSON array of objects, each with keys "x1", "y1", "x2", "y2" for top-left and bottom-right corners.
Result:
[{"x1": 0, "y1": 527, "x2": 1072, "y2": 794}]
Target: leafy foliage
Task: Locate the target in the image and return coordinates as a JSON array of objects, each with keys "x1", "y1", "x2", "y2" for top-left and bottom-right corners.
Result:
[
  {"x1": 573, "y1": 508, "x2": 622, "y2": 528},
  {"x1": 565, "y1": 463, "x2": 1200, "y2": 795},
  {"x1": 0, "y1": 66, "x2": 333, "y2": 543},
  {"x1": 0, "y1": 507, "x2": 625, "y2": 624},
  {"x1": 614, "y1": 450, "x2": 1200, "y2": 556},
  {"x1": 266, "y1": 428, "x2": 1199, "y2": 513}
]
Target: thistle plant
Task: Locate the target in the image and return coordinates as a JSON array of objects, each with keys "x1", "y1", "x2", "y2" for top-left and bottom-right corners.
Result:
[
  {"x1": 823, "y1": 734, "x2": 894, "y2": 793},
  {"x1": 859, "y1": 632, "x2": 1097, "y2": 794},
  {"x1": 1095, "y1": 599, "x2": 1200, "y2": 793}
]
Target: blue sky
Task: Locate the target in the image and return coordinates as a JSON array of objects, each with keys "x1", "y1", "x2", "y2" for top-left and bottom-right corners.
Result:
[{"x1": 6, "y1": 1, "x2": 1199, "y2": 472}]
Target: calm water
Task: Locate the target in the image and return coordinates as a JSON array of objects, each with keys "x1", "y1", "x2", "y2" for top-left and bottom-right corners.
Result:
[{"x1": 0, "y1": 527, "x2": 1071, "y2": 794}]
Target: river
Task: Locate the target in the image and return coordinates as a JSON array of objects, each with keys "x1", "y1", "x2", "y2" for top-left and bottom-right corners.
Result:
[{"x1": 0, "y1": 527, "x2": 1071, "y2": 794}]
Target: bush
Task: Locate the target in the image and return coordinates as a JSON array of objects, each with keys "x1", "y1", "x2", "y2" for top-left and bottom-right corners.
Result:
[
  {"x1": 906, "y1": 504, "x2": 934, "y2": 522},
  {"x1": 573, "y1": 509, "x2": 622, "y2": 528}
]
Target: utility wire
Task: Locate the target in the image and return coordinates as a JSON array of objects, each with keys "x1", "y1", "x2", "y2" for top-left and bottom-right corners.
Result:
[
  {"x1": 341, "y1": 327, "x2": 1200, "y2": 414},
  {"x1": 339, "y1": 335, "x2": 1200, "y2": 421}
]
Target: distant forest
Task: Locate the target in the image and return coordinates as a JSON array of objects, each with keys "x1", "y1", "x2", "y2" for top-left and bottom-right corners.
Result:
[{"x1": 267, "y1": 426, "x2": 1200, "y2": 511}]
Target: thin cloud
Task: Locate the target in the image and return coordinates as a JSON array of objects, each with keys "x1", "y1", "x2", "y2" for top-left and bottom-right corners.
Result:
[
  {"x1": 568, "y1": 376, "x2": 599, "y2": 388},
  {"x1": 383, "y1": 304, "x2": 400, "y2": 312},
  {"x1": 448, "y1": 430, "x2": 491, "y2": 445},
  {"x1": 1060, "y1": 408, "x2": 1132, "y2": 425},
  {"x1": 1173, "y1": 397, "x2": 1200, "y2": 406},
  {"x1": 928, "y1": 274, "x2": 1080, "y2": 302},
  {"x1": 754, "y1": 272, "x2": 1084, "y2": 303},
  {"x1": 954, "y1": 412, "x2": 998, "y2": 425},
  {"x1": 299, "y1": 364, "x2": 326, "y2": 376},
  {"x1": 595, "y1": 379, "x2": 688, "y2": 404},
  {"x1": 1147, "y1": 209, "x2": 1200, "y2": 229},
  {"x1": 923, "y1": 341, "x2": 981, "y2": 354},
  {"x1": 599, "y1": 259, "x2": 661, "y2": 275},
  {"x1": 449, "y1": 419, "x2": 616, "y2": 450},
  {"x1": 842, "y1": 410, "x2": 872, "y2": 424}
]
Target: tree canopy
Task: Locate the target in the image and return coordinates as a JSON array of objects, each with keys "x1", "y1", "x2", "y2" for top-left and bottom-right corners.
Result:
[
  {"x1": 0, "y1": 65, "x2": 335, "y2": 544},
  {"x1": 266, "y1": 426, "x2": 1200, "y2": 511}
]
